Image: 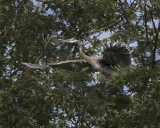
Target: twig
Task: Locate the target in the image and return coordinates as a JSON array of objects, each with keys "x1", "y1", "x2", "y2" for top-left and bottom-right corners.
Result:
[
  {"x1": 144, "y1": 2, "x2": 152, "y2": 52},
  {"x1": 35, "y1": 35, "x2": 53, "y2": 63},
  {"x1": 26, "y1": 35, "x2": 54, "y2": 72},
  {"x1": 0, "y1": 25, "x2": 9, "y2": 36},
  {"x1": 77, "y1": 1, "x2": 138, "y2": 39},
  {"x1": 77, "y1": 20, "x2": 121, "y2": 38},
  {"x1": 0, "y1": 0, "x2": 29, "y2": 37}
]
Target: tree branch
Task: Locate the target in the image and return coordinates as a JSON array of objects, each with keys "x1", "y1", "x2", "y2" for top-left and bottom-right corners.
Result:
[
  {"x1": 26, "y1": 35, "x2": 54, "y2": 72},
  {"x1": 35, "y1": 35, "x2": 54, "y2": 64},
  {"x1": 77, "y1": 1, "x2": 138, "y2": 39},
  {"x1": 144, "y1": 2, "x2": 152, "y2": 52},
  {"x1": 77, "y1": 20, "x2": 121, "y2": 38},
  {"x1": 150, "y1": 7, "x2": 160, "y2": 67}
]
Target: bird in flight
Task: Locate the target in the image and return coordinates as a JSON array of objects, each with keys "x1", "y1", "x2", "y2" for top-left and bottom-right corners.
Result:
[{"x1": 22, "y1": 38, "x2": 131, "y2": 76}]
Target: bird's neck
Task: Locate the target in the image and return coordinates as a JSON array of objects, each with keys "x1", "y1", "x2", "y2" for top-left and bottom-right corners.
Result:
[{"x1": 77, "y1": 41, "x2": 90, "y2": 61}]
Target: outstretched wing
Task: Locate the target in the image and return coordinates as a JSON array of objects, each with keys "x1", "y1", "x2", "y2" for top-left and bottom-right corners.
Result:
[
  {"x1": 100, "y1": 43, "x2": 131, "y2": 69},
  {"x1": 22, "y1": 60, "x2": 94, "y2": 73},
  {"x1": 22, "y1": 62, "x2": 49, "y2": 69},
  {"x1": 48, "y1": 59, "x2": 94, "y2": 72}
]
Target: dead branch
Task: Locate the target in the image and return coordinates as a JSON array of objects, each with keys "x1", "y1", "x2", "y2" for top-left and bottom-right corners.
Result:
[
  {"x1": 26, "y1": 35, "x2": 54, "y2": 72},
  {"x1": 150, "y1": 7, "x2": 160, "y2": 67},
  {"x1": 77, "y1": 20, "x2": 121, "y2": 38}
]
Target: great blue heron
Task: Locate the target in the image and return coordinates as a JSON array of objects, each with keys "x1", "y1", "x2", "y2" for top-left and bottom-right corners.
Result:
[{"x1": 22, "y1": 38, "x2": 131, "y2": 76}]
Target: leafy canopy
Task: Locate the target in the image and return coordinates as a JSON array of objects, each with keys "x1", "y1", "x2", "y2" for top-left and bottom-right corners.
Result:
[{"x1": 0, "y1": 0, "x2": 160, "y2": 127}]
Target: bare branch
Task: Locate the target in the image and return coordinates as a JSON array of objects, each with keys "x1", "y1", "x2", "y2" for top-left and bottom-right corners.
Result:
[
  {"x1": 0, "y1": 25, "x2": 8, "y2": 36},
  {"x1": 150, "y1": 6, "x2": 160, "y2": 67},
  {"x1": 42, "y1": 34, "x2": 47, "y2": 44},
  {"x1": 26, "y1": 35, "x2": 54, "y2": 72},
  {"x1": 77, "y1": 20, "x2": 121, "y2": 38},
  {"x1": 35, "y1": 35, "x2": 54, "y2": 64}
]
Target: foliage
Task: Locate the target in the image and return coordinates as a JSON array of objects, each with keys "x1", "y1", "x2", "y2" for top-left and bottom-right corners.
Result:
[{"x1": 0, "y1": 0, "x2": 160, "y2": 127}]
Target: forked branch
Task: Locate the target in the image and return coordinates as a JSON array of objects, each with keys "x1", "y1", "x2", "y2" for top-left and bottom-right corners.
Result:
[{"x1": 26, "y1": 35, "x2": 54, "y2": 72}]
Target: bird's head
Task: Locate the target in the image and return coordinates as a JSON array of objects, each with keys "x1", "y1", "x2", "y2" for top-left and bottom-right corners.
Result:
[{"x1": 62, "y1": 38, "x2": 78, "y2": 43}]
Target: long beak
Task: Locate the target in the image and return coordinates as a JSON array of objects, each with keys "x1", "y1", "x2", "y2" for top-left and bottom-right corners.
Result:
[
  {"x1": 62, "y1": 40, "x2": 77, "y2": 43},
  {"x1": 62, "y1": 40, "x2": 71, "y2": 43}
]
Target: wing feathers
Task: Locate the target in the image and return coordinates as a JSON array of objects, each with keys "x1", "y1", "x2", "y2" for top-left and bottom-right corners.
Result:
[
  {"x1": 22, "y1": 60, "x2": 94, "y2": 73},
  {"x1": 21, "y1": 63, "x2": 48, "y2": 69},
  {"x1": 22, "y1": 43, "x2": 131, "y2": 74},
  {"x1": 48, "y1": 60, "x2": 94, "y2": 72},
  {"x1": 100, "y1": 43, "x2": 131, "y2": 69}
]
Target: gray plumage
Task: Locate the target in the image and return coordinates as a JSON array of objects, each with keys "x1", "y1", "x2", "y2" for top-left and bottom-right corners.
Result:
[{"x1": 22, "y1": 38, "x2": 131, "y2": 76}]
